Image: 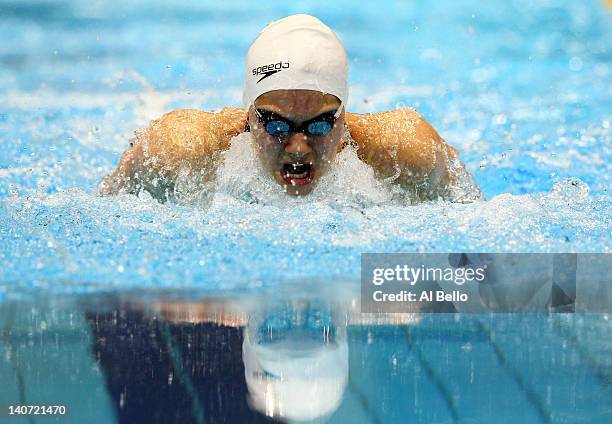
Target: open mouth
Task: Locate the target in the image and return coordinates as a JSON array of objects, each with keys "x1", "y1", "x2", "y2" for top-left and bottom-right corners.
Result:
[{"x1": 280, "y1": 162, "x2": 314, "y2": 186}]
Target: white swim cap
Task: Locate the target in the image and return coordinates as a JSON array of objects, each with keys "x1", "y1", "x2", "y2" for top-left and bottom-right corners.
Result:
[
  {"x1": 242, "y1": 321, "x2": 348, "y2": 421},
  {"x1": 243, "y1": 14, "x2": 349, "y2": 108}
]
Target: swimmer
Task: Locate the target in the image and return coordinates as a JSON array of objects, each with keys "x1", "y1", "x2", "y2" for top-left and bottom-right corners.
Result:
[{"x1": 99, "y1": 14, "x2": 480, "y2": 201}]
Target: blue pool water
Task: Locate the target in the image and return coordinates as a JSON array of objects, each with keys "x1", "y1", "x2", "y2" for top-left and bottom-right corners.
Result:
[
  {"x1": 0, "y1": 0, "x2": 611, "y2": 297},
  {"x1": 0, "y1": 292, "x2": 610, "y2": 423}
]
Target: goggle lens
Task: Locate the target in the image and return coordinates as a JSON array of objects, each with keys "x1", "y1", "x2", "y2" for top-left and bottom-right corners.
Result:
[
  {"x1": 265, "y1": 120, "x2": 291, "y2": 136},
  {"x1": 307, "y1": 120, "x2": 332, "y2": 136}
]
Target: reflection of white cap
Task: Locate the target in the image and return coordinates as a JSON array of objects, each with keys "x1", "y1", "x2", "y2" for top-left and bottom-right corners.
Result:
[
  {"x1": 243, "y1": 14, "x2": 349, "y2": 108},
  {"x1": 242, "y1": 327, "x2": 348, "y2": 422}
]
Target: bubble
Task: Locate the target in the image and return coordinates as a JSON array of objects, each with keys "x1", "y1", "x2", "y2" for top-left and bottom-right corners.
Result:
[
  {"x1": 493, "y1": 114, "x2": 507, "y2": 125},
  {"x1": 569, "y1": 57, "x2": 583, "y2": 72}
]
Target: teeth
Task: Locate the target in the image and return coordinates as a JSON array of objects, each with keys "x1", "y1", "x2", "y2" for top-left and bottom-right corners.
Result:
[
  {"x1": 286, "y1": 172, "x2": 309, "y2": 179},
  {"x1": 283, "y1": 162, "x2": 312, "y2": 181}
]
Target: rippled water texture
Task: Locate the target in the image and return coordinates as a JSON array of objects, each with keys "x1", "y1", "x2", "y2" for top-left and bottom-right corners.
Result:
[{"x1": 0, "y1": 0, "x2": 610, "y2": 296}]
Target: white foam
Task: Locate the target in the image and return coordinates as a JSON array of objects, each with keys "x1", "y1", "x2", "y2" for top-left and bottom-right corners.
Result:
[
  {"x1": 175, "y1": 132, "x2": 481, "y2": 209},
  {"x1": 207, "y1": 132, "x2": 394, "y2": 208}
]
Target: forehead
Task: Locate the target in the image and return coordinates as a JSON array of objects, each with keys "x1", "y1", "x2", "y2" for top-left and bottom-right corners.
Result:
[{"x1": 254, "y1": 89, "x2": 341, "y2": 120}]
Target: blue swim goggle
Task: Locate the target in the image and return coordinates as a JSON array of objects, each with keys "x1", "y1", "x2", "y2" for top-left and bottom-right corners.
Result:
[
  {"x1": 255, "y1": 108, "x2": 339, "y2": 138},
  {"x1": 256, "y1": 302, "x2": 336, "y2": 345}
]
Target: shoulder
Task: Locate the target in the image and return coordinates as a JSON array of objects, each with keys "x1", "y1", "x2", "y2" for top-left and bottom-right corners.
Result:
[
  {"x1": 346, "y1": 108, "x2": 433, "y2": 136},
  {"x1": 142, "y1": 107, "x2": 247, "y2": 161},
  {"x1": 150, "y1": 107, "x2": 247, "y2": 136},
  {"x1": 346, "y1": 108, "x2": 457, "y2": 158},
  {"x1": 152, "y1": 108, "x2": 210, "y2": 127}
]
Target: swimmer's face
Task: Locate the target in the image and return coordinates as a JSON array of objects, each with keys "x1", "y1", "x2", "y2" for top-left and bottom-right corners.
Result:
[{"x1": 249, "y1": 89, "x2": 345, "y2": 196}]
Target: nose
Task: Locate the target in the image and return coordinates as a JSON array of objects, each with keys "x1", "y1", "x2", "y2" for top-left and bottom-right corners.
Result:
[{"x1": 285, "y1": 132, "x2": 312, "y2": 156}]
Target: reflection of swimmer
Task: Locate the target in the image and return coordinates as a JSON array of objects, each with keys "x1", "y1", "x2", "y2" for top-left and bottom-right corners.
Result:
[
  {"x1": 99, "y1": 14, "x2": 481, "y2": 202},
  {"x1": 86, "y1": 299, "x2": 357, "y2": 423},
  {"x1": 242, "y1": 301, "x2": 348, "y2": 422},
  {"x1": 151, "y1": 299, "x2": 400, "y2": 422}
]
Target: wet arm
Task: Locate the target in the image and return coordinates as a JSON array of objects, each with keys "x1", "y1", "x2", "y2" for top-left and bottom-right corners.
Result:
[
  {"x1": 345, "y1": 108, "x2": 458, "y2": 198},
  {"x1": 98, "y1": 107, "x2": 247, "y2": 200}
]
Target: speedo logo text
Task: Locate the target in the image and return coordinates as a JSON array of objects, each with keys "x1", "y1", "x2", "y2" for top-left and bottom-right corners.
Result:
[{"x1": 252, "y1": 61, "x2": 290, "y2": 83}]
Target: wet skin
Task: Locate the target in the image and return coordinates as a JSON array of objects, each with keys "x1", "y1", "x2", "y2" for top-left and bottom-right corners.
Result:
[{"x1": 249, "y1": 90, "x2": 344, "y2": 196}]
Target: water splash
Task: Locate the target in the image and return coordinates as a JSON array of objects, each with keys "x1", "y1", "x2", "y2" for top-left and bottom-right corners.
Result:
[
  {"x1": 174, "y1": 132, "x2": 482, "y2": 209},
  {"x1": 209, "y1": 133, "x2": 395, "y2": 208}
]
